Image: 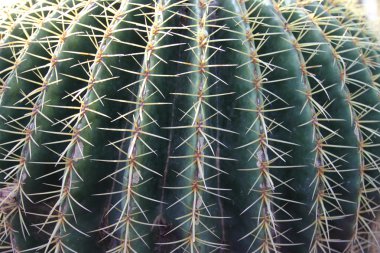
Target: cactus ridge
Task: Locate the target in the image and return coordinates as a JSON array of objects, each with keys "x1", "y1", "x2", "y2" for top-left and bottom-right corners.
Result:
[
  {"x1": 0, "y1": 0, "x2": 380, "y2": 253},
  {"x1": 304, "y1": 2, "x2": 380, "y2": 252},
  {"x1": 0, "y1": 1, "x2": 87, "y2": 250}
]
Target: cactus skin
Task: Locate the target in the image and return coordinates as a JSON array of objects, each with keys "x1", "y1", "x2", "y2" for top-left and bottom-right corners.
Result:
[{"x1": 0, "y1": 0, "x2": 379, "y2": 252}]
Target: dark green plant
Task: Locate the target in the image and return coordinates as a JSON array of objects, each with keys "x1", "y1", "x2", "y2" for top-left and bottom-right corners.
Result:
[{"x1": 0, "y1": 0, "x2": 379, "y2": 252}]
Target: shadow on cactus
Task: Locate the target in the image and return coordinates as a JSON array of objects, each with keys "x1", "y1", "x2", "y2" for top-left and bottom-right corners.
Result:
[{"x1": 0, "y1": 0, "x2": 379, "y2": 252}]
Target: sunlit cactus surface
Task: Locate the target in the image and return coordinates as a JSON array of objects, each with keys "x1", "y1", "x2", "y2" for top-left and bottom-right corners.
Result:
[{"x1": 0, "y1": 0, "x2": 380, "y2": 252}]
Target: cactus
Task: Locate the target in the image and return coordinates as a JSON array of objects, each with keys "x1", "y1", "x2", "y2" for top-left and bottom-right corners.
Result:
[{"x1": 0, "y1": 0, "x2": 380, "y2": 252}]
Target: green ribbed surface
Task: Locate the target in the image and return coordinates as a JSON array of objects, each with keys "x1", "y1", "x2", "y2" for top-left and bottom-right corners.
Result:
[{"x1": 0, "y1": 0, "x2": 379, "y2": 252}]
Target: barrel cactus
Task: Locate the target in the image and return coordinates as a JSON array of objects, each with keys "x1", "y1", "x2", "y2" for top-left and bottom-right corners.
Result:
[{"x1": 0, "y1": 0, "x2": 379, "y2": 252}]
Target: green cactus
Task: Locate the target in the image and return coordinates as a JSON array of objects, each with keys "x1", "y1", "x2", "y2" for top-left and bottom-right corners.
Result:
[{"x1": 0, "y1": 0, "x2": 380, "y2": 252}]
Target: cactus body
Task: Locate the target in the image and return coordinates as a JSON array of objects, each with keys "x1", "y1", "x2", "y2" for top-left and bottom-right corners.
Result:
[{"x1": 0, "y1": 0, "x2": 379, "y2": 252}]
